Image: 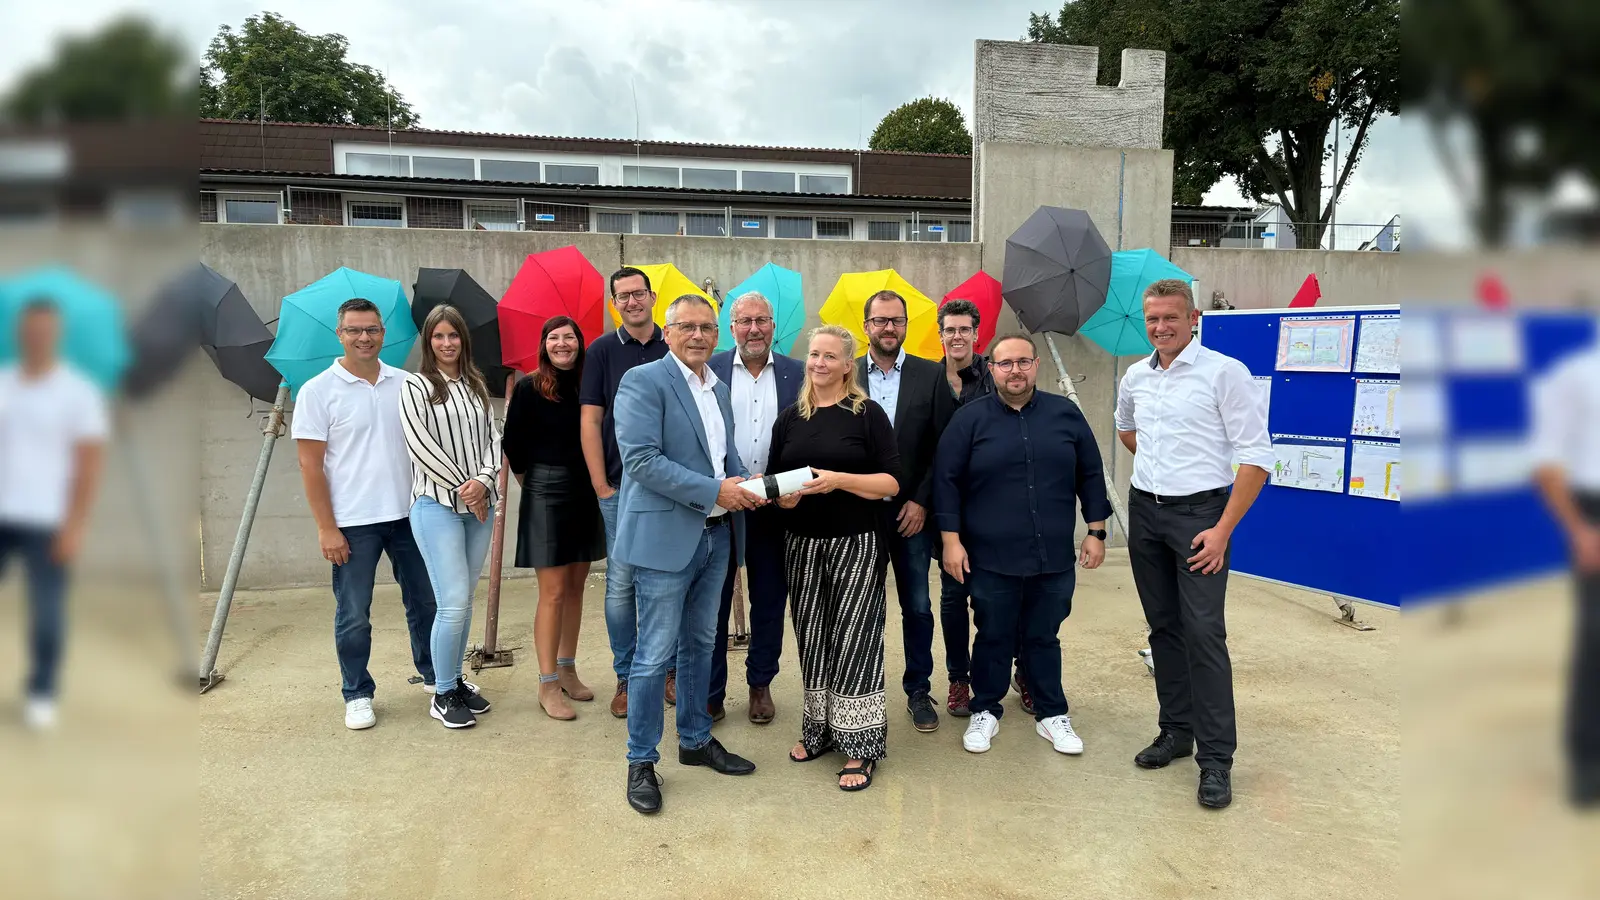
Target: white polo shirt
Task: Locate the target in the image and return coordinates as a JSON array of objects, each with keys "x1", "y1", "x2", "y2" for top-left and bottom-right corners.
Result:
[
  {"x1": 291, "y1": 360, "x2": 413, "y2": 528},
  {"x1": 0, "y1": 363, "x2": 110, "y2": 530},
  {"x1": 1531, "y1": 344, "x2": 1600, "y2": 492}
]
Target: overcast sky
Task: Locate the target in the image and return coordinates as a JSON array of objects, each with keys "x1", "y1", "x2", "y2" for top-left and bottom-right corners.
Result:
[{"x1": 2, "y1": 1, "x2": 1437, "y2": 241}]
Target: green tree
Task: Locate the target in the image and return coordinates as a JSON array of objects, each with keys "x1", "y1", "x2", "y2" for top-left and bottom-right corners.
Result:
[
  {"x1": 870, "y1": 97, "x2": 973, "y2": 155},
  {"x1": 201, "y1": 12, "x2": 418, "y2": 128},
  {"x1": 1029, "y1": 0, "x2": 1399, "y2": 248},
  {"x1": 3, "y1": 15, "x2": 194, "y2": 122}
]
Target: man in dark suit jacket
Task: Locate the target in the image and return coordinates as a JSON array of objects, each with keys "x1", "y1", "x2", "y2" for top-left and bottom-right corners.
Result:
[
  {"x1": 707, "y1": 291, "x2": 804, "y2": 724},
  {"x1": 857, "y1": 289, "x2": 957, "y2": 733}
]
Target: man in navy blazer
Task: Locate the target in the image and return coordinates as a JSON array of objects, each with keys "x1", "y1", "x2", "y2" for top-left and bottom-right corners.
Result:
[
  {"x1": 706, "y1": 291, "x2": 804, "y2": 724},
  {"x1": 612, "y1": 293, "x2": 763, "y2": 815}
]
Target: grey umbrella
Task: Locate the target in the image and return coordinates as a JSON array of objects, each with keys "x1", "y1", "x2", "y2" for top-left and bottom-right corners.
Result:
[
  {"x1": 1000, "y1": 207, "x2": 1114, "y2": 335},
  {"x1": 184, "y1": 263, "x2": 282, "y2": 403}
]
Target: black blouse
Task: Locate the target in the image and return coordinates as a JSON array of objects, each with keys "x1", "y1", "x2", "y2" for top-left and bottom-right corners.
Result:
[
  {"x1": 767, "y1": 399, "x2": 901, "y2": 539},
  {"x1": 502, "y1": 367, "x2": 585, "y2": 472}
]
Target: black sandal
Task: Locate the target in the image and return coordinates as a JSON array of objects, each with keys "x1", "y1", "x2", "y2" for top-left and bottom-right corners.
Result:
[
  {"x1": 837, "y1": 759, "x2": 877, "y2": 792},
  {"x1": 790, "y1": 741, "x2": 834, "y2": 763}
]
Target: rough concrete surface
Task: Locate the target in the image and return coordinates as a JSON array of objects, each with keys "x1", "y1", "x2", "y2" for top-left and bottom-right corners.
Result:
[{"x1": 198, "y1": 550, "x2": 1398, "y2": 899}]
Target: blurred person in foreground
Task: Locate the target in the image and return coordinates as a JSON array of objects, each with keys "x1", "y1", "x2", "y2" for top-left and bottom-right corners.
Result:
[
  {"x1": 1532, "y1": 335, "x2": 1600, "y2": 809},
  {"x1": 293, "y1": 298, "x2": 438, "y2": 731},
  {"x1": 0, "y1": 300, "x2": 107, "y2": 730},
  {"x1": 1114, "y1": 279, "x2": 1273, "y2": 810}
]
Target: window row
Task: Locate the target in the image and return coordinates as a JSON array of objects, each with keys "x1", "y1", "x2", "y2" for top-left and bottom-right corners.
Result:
[{"x1": 345, "y1": 153, "x2": 850, "y2": 194}]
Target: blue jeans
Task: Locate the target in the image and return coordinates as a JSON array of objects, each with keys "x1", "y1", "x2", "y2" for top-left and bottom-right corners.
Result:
[
  {"x1": 967, "y1": 566, "x2": 1075, "y2": 721},
  {"x1": 626, "y1": 520, "x2": 730, "y2": 764},
  {"x1": 886, "y1": 526, "x2": 935, "y2": 697},
  {"x1": 331, "y1": 517, "x2": 437, "y2": 701},
  {"x1": 939, "y1": 563, "x2": 1025, "y2": 686},
  {"x1": 599, "y1": 491, "x2": 673, "y2": 684},
  {"x1": 0, "y1": 524, "x2": 68, "y2": 698},
  {"x1": 409, "y1": 497, "x2": 494, "y2": 696}
]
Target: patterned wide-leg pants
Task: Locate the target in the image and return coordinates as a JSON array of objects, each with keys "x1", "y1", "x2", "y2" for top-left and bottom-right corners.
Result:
[{"x1": 785, "y1": 530, "x2": 888, "y2": 762}]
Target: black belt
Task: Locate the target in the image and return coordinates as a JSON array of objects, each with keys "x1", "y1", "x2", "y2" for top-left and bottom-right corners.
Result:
[
  {"x1": 704, "y1": 514, "x2": 729, "y2": 530},
  {"x1": 1131, "y1": 486, "x2": 1229, "y2": 505}
]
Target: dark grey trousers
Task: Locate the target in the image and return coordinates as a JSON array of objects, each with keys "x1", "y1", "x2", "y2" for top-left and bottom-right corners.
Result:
[
  {"x1": 1570, "y1": 495, "x2": 1600, "y2": 773},
  {"x1": 1128, "y1": 490, "x2": 1237, "y2": 770}
]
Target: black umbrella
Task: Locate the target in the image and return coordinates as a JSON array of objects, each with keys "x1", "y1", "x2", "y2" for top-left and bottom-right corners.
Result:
[
  {"x1": 1000, "y1": 207, "x2": 1114, "y2": 335},
  {"x1": 412, "y1": 268, "x2": 512, "y2": 397},
  {"x1": 122, "y1": 275, "x2": 205, "y2": 401},
  {"x1": 188, "y1": 263, "x2": 282, "y2": 403}
]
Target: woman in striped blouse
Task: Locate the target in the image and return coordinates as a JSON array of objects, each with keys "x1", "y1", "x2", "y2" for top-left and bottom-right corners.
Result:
[{"x1": 400, "y1": 305, "x2": 502, "y2": 730}]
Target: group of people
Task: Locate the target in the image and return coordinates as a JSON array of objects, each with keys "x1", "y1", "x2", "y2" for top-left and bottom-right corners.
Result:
[{"x1": 291, "y1": 266, "x2": 1274, "y2": 817}]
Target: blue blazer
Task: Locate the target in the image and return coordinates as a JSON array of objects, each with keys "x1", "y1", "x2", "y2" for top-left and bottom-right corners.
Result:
[
  {"x1": 707, "y1": 350, "x2": 804, "y2": 412},
  {"x1": 612, "y1": 355, "x2": 749, "y2": 573}
]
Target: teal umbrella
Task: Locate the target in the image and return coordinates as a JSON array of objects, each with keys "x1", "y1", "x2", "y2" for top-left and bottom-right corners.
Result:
[
  {"x1": 0, "y1": 266, "x2": 130, "y2": 392},
  {"x1": 716, "y1": 263, "x2": 805, "y2": 355},
  {"x1": 266, "y1": 267, "x2": 416, "y2": 397},
  {"x1": 1079, "y1": 249, "x2": 1194, "y2": 357}
]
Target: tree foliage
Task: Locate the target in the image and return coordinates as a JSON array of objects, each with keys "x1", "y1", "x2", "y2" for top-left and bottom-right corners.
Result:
[
  {"x1": 870, "y1": 97, "x2": 973, "y2": 155},
  {"x1": 1029, "y1": 0, "x2": 1399, "y2": 247},
  {"x1": 3, "y1": 16, "x2": 194, "y2": 123},
  {"x1": 201, "y1": 12, "x2": 418, "y2": 128}
]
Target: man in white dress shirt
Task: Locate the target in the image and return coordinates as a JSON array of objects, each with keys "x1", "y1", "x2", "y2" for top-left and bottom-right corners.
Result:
[
  {"x1": 1114, "y1": 278, "x2": 1274, "y2": 810},
  {"x1": 1532, "y1": 334, "x2": 1600, "y2": 809}
]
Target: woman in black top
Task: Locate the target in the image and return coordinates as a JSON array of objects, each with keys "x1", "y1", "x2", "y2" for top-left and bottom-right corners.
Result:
[
  {"x1": 502, "y1": 315, "x2": 606, "y2": 720},
  {"x1": 768, "y1": 324, "x2": 900, "y2": 792}
]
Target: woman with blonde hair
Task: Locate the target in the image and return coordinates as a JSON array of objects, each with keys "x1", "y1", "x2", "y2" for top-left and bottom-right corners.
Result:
[{"x1": 766, "y1": 324, "x2": 900, "y2": 791}]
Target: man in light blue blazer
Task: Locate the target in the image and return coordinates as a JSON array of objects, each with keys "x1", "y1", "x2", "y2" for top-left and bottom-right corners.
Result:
[{"x1": 612, "y1": 293, "x2": 764, "y2": 815}]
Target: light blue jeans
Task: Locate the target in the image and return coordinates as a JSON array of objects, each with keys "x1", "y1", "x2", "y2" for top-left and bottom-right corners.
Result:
[
  {"x1": 627, "y1": 520, "x2": 730, "y2": 764},
  {"x1": 409, "y1": 496, "x2": 494, "y2": 695},
  {"x1": 599, "y1": 492, "x2": 676, "y2": 684}
]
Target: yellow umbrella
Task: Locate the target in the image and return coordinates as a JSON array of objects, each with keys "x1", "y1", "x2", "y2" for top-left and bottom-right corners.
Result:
[
  {"x1": 818, "y1": 269, "x2": 943, "y2": 359},
  {"x1": 609, "y1": 262, "x2": 716, "y2": 327}
]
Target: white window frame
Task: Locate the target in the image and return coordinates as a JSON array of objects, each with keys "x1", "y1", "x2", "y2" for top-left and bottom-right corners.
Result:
[
  {"x1": 797, "y1": 173, "x2": 851, "y2": 195},
  {"x1": 464, "y1": 199, "x2": 520, "y2": 231},
  {"x1": 345, "y1": 195, "x2": 407, "y2": 228},
  {"x1": 217, "y1": 192, "x2": 284, "y2": 225},
  {"x1": 815, "y1": 217, "x2": 853, "y2": 240}
]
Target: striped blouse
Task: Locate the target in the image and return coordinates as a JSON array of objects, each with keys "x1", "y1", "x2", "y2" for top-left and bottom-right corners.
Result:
[{"x1": 399, "y1": 372, "x2": 502, "y2": 514}]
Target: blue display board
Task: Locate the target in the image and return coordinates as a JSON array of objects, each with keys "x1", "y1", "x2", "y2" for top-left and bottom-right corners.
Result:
[{"x1": 1198, "y1": 306, "x2": 1401, "y2": 607}]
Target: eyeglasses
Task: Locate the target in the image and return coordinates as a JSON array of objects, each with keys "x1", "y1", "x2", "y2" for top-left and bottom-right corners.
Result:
[
  {"x1": 733, "y1": 316, "x2": 773, "y2": 329},
  {"x1": 340, "y1": 326, "x2": 384, "y2": 337},
  {"x1": 991, "y1": 357, "x2": 1037, "y2": 373},
  {"x1": 614, "y1": 289, "x2": 652, "y2": 303},
  {"x1": 866, "y1": 316, "x2": 908, "y2": 329},
  {"x1": 941, "y1": 326, "x2": 975, "y2": 337},
  {"x1": 669, "y1": 322, "x2": 718, "y2": 337}
]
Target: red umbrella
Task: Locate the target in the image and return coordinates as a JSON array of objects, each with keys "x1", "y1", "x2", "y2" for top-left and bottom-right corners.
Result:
[
  {"x1": 499, "y1": 246, "x2": 606, "y2": 372},
  {"x1": 941, "y1": 271, "x2": 1003, "y2": 355}
]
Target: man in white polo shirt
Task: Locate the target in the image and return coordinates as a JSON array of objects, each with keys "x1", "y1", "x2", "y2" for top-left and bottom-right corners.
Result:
[
  {"x1": 0, "y1": 300, "x2": 108, "y2": 730},
  {"x1": 293, "y1": 298, "x2": 437, "y2": 730}
]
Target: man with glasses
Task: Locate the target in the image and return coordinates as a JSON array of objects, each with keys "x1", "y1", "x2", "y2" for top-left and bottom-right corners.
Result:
[
  {"x1": 856, "y1": 290, "x2": 956, "y2": 733},
  {"x1": 935, "y1": 334, "x2": 1109, "y2": 757},
  {"x1": 707, "y1": 292, "x2": 802, "y2": 724},
  {"x1": 292, "y1": 298, "x2": 439, "y2": 730},
  {"x1": 581, "y1": 267, "x2": 674, "y2": 718}
]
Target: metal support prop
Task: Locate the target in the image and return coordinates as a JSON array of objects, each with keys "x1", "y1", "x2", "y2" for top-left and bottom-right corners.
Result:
[
  {"x1": 730, "y1": 566, "x2": 749, "y2": 651},
  {"x1": 199, "y1": 382, "x2": 290, "y2": 693},
  {"x1": 1044, "y1": 333, "x2": 1130, "y2": 538},
  {"x1": 472, "y1": 372, "x2": 519, "y2": 670}
]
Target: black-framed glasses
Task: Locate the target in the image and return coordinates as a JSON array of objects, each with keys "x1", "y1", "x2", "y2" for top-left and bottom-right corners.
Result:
[
  {"x1": 614, "y1": 289, "x2": 652, "y2": 303},
  {"x1": 668, "y1": 322, "x2": 718, "y2": 337},
  {"x1": 991, "y1": 357, "x2": 1037, "y2": 373},
  {"x1": 733, "y1": 316, "x2": 774, "y2": 329},
  {"x1": 340, "y1": 326, "x2": 384, "y2": 337},
  {"x1": 866, "y1": 316, "x2": 908, "y2": 329},
  {"x1": 941, "y1": 326, "x2": 975, "y2": 337}
]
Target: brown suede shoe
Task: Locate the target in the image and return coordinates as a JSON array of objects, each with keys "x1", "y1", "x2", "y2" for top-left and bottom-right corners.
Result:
[
  {"x1": 610, "y1": 679, "x2": 628, "y2": 719},
  {"x1": 664, "y1": 670, "x2": 677, "y2": 706},
  {"x1": 748, "y1": 685, "x2": 775, "y2": 724}
]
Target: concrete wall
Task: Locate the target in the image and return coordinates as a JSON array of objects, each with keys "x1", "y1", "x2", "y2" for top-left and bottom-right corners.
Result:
[{"x1": 1173, "y1": 248, "x2": 1403, "y2": 309}]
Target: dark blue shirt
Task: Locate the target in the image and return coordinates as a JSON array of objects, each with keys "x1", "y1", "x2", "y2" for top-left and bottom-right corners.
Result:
[
  {"x1": 933, "y1": 390, "x2": 1112, "y2": 577},
  {"x1": 579, "y1": 324, "x2": 669, "y2": 488}
]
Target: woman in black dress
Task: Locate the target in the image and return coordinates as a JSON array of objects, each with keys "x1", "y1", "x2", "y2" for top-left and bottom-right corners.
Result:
[
  {"x1": 768, "y1": 324, "x2": 901, "y2": 792},
  {"x1": 502, "y1": 315, "x2": 606, "y2": 720}
]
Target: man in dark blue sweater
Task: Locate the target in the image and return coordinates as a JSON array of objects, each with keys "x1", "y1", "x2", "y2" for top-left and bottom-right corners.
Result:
[{"x1": 933, "y1": 333, "x2": 1110, "y2": 757}]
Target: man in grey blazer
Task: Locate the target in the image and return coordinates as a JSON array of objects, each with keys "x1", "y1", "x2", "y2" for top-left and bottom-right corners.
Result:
[
  {"x1": 857, "y1": 290, "x2": 957, "y2": 734},
  {"x1": 612, "y1": 293, "x2": 763, "y2": 815}
]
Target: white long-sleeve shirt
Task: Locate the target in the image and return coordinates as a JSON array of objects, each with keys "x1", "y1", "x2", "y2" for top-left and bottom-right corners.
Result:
[{"x1": 1530, "y1": 344, "x2": 1600, "y2": 492}]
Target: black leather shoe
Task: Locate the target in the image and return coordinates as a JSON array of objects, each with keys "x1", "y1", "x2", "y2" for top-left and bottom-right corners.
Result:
[
  {"x1": 627, "y1": 762, "x2": 662, "y2": 814},
  {"x1": 679, "y1": 736, "x2": 756, "y2": 775},
  {"x1": 1134, "y1": 730, "x2": 1195, "y2": 769},
  {"x1": 908, "y1": 691, "x2": 939, "y2": 732},
  {"x1": 1198, "y1": 767, "x2": 1232, "y2": 809}
]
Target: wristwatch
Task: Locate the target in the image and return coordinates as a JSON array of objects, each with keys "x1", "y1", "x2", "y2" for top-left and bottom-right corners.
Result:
[{"x1": 1085, "y1": 529, "x2": 1108, "y2": 541}]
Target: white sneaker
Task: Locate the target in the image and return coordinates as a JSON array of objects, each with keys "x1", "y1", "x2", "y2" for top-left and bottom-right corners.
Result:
[
  {"x1": 345, "y1": 697, "x2": 376, "y2": 730},
  {"x1": 23, "y1": 696, "x2": 57, "y2": 731},
  {"x1": 963, "y1": 711, "x2": 999, "y2": 753},
  {"x1": 1037, "y1": 714, "x2": 1084, "y2": 755}
]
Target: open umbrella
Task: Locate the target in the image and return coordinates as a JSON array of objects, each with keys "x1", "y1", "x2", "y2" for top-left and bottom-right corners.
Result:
[
  {"x1": 940, "y1": 271, "x2": 1003, "y2": 355},
  {"x1": 0, "y1": 265, "x2": 130, "y2": 392},
  {"x1": 142, "y1": 262, "x2": 281, "y2": 403},
  {"x1": 1001, "y1": 206, "x2": 1113, "y2": 335},
  {"x1": 716, "y1": 263, "x2": 805, "y2": 355},
  {"x1": 1079, "y1": 249, "x2": 1195, "y2": 357},
  {"x1": 121, "y1": 272, "x2": 205, "y2": 401},
  {"x1": 413, "y1": 268, "x2": 512, "y2": 396},
  {"x1": 500, "y1": 247, "x2": 606, "y2": 372},
  {"x1": 265, "y1": 267, "x2": 416, "y2": 397},
  {"x1": 613, "y1": 262, "x2": 714, "y2": 328},
  {"x1": 818, "y1": 269, "x2": 942, "y2": 360}
]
